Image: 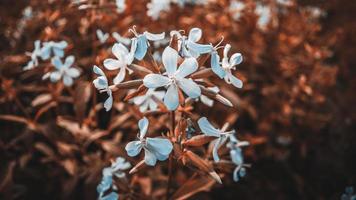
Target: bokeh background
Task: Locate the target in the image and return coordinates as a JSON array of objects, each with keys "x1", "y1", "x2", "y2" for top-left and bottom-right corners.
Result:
[{"x1": 0, "y1": 0, "x2": 355, "y2": 199}]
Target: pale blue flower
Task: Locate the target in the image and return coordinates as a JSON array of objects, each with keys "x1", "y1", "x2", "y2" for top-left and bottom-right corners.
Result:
[
  {"x1": 40, "y1": 40, "x2": 68, "y2": 60},
  {"x1": 131, "y1": 88, "x2": 165, "y2": 112},
  {"x1": 112, "y1": 32, "x2": 131, "y2": 46},
  {"x1": 255, "y1": 4, "x2": 271, "y2": 30},
  {"x1": 229, "y1": 0, "x2": 245, "y2": 20},
  {"x1": 211, "y1": 44, "x2": 243, "y2": 88},
  {"x1": 24, "y1": 40, "x2": 42, "y2": 70},
  {"x1": 198, "y1": 117, "x2": 236, "y2": 162},
  {"x1": 115, "y1": 0, "x2": 126, "y2": 13},
  {"x1": 143, "y1": 46, "x2": 201, "y2": 110},
  {"x1": 125, "y1": 117, "x2": 173, "y2": 166},
  {"x1": 43, "y1": 56, "x2": 80, "y2": 86},
  {"x1": 171, "y1": 28, "x2": 213, "y2": 58},
  {"x1": 342, "y1": 187, "x2": 356, "y2": 200},
  {"x1": 97, "y1": 29, "x2": 109, "y2": 44},
  {"x1": 129, "y1": 27, "x2": 165, "y2": 60},
  {"x1": 226, "y1": 134, "x2": 249, "y2": 182},
  {"x1": 103, "y1": 43, "x2": 136, "y2": 84},
  {"x1": 93, "y1": 65, "x2": 113, "y2": 111},
  {"x1": 147, "y1": 0, "x2": 171, "y2": 20}
]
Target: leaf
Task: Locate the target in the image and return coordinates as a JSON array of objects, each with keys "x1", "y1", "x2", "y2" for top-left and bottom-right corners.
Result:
[
  {"x1": 31, "y1": 93, "x2": 52, "y2": 107},
  {"x1": 171, "y1": 175, "x2": 215, "y2": 200}
]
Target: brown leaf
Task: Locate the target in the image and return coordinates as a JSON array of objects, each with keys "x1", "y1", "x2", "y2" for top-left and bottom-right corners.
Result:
[{"x1": 183, "y1": 135, "x2": 216, "y2": 147}]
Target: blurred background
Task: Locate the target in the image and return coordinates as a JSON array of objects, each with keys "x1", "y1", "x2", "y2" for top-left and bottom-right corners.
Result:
[{"x1": 0, "y1": 0, "x2": 355, "y2": 199}]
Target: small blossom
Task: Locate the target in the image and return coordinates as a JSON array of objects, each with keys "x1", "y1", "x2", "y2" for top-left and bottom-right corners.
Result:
[
  {"x1": 44, "y1": 56, "x2": 80, "y2": 86},
  {"x1": 342, "y1": 187, "x2": 356, "y2": 200},
  {"x1": 229, "y1": 0, "x2": 245, "y2": 20},
  {"x1": 255, "y1": 3, "x2": 271, "y2": 30},
  {"x1": 125, "y1": 117, "x2": 173, "y2": 166},
  {"x1": 96, "y1": 29, "x2": 109, "y2": 44},
  {"x1": 211, "y1": 44, "x2": 243, "y2": 88},
  {"x1": 40, "y1": 40, "x2": 68, "y2": 60},
  {"x1": 130, "y1": 27, "x2": 165, "y2": 60},
  {"x1": 24, "y1": 40, "x2": 42, "y2": 70},
  {"x1": 93, "y1": 65, "x2": 113, "y2": 111},
  {"x1": 143, "y1": 46, "x2": 201, "y2": 110},
  {"x1": 147, "y1": 0, "x2": 171, "y2": 20},
  {"x1": 226, "y1": 134, "x2": 249, "y2": 182},
  {"x1": 198, "y1": 117, "x2": 236, "y2": 162},
  {"x1": 131, "y1": 88, "x2": 165, "y2": 112},
  {"x1": 112, "y1": 32, "x2": 131, "y2": 46},
  {"x1": 103, "y1": 43, "x2": 136, "y2": 84},
  {"x1": 115, "y1": 0, "x2": 126, "y2": 13}
]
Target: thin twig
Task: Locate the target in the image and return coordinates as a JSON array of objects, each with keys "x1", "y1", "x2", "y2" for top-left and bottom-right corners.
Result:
[{"x1": 166, "y1": 111, "x2": 175, "y2": 199}]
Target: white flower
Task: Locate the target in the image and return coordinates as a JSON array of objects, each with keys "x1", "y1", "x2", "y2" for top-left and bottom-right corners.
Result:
[
  {"x1": 40, "y1": 40, "x2": 68, "y2": 60},
  {"x1": 129, "y1": 27, "x2": 165, "y2": 60},
  {"x1": 103, "y1": 43, "x2": 136, "y2": 84},
  {"x1": 211, "y1": 44, "x2": 243, "y2": 88},
  {"x1": 93, "y1": 65, "x2": 113, "y2": 111},
  {"x1": 24, "y1": 40, "x2": 42, "y2": 70},
  {"x1": 115, "y1": 0, "x2": 126, "y2": 13},
  {"x1": 197, "y1": 117, "x2": 236, "y2": 162},
  {"x1": 112, "y1": 32, "x2": 131, "y2": 46},
  {"x1": 229, "y1": 0, "x2": 245, "y2": 20},
  {"x1": 147, "y1": 0, "x2": 171, "y2": 20},
  {"x1": 125, "y1": 117, "x2": 173, "y2": 166},
  {"x1": 96, "y1": 29, "x2": 109, "y2": 44},
  {"x1": 143, "y1": 46, "x2": 201, "y2": 110},
  {"x1": 131, "y1": 89, "x2": 165, "y2": 112},
  {"x1": 255, "y1": 3, "x2": 271, "y2": 30},
  {"x1": 45, "y1": 56, "x2": 80, "y2": 86},
  {"x1": 226, "y1": 134, "x2": 249, "y2": 182}
]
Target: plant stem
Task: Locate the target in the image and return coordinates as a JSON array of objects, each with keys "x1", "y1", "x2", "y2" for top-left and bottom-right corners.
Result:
[{"x1": 166, "y1": 111, "x2": 175, "y2": 199}]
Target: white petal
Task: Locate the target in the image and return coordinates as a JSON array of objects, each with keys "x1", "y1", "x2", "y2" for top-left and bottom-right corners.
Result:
[
  {"x1": 138, "y1": 117, "x2": 149, "y2": 139},
  {"x1": 112, "y1": 32, "x2": 131, "y2": 46},
  {"x1": 112, "y1": 43, "x2": 128, "y2": 60},
  {"x1": 162, "y1": 46, "x2": 178, "y2": 76},
  {"x1": 200, "y1": 95, "x2": 214, "y2": 107},
  {"x1": 40, "y1": 45, "x2": 51, "y2": 60},
  {"x1": 113, "y1": 66, "x2": 126, "y2": 84},
  {"x1": 50, "y1": 71, "x2": 61, "y2": 82},
  {"x1": 144, "y1": 148, "x2": 157, "y2": 166},
  {"x1": 224, "y1": 44, "x2": 231, "y2": 58},
  {"x1": 66, "y1": 68, "x2": 80, "y2": 78},
  {"x1": 51, "y1": 56, "x2": 63, "y2": 70},
  {"x1": 93, "y1": 65, "x2": 105, "y2": 76},
  {"x1": 175, "y1": 57, "x2": 198, "y2": 78},
  {"x1": 164, "y1": 84, "x2": 179, "y2": 111},
  {"x1": 229, "y1": 53, "x2": 243, "y2": 67},
  {"x1": 212, "y1": 138, "x2": 222, "y2": 162},
  {"x1": 133, "y1": 95, "x2": 147, "y2": 105},
  {"x1": 125, "y1": 141, "x2": 143, "y2": 157},
  {"x1": 146, "y1": 137, "x2": 173, "y2": 160},
  {"x1": 63, "y1": 75, "x2": 73, "y2": 86},
  {"x1": 187, "y1": 41, "x2": 213, "y2": 54},
  {"x1": 134, "y1": 35, "x2": 148, "y2": 60},
  {"x1": 188, "y1": 28, "x2": 202, "y2": 42},
  {"x1": 143, "y1": 74, "x2": 171, "y2": 88},
  {"x1": 93, "y1": 77, "x2": 108, "y2": 90},
  {"x1": 144, "y1": 31, "x2": 165, "y2": 41},
  {"x1": 230, "y1": 148, "x2": 243, "y2": 165},
  {"x1": 103, "y1": 58, "x2": 123, "y2": 70},
  {"x1": 53, "y1": 40, "x2": 68, "y2": 49},
  {"x1": 177, "y1": 78, "x2": 201, "y2": 98},
  {"x1": 53, "y1": 48, "x2": 65, "y2": 58},
  {"x1": 148, "y1": 99, "x2": 158, "y2": 111},
  {"x1": 229, "y1": 73, "x2": 243, "y2": 88},
  {"x1": 197, "y1": 117, "x2": 221, "y2": 137},
  {"x1": 139, "y1": 101, "x2": 149, "y2": 113},
  {"x1": 104, "y1": 92, "x2": 113, "y2": 111},
  {"x1": 211, "y1": 52, "x2": 225, "y2": 79}
]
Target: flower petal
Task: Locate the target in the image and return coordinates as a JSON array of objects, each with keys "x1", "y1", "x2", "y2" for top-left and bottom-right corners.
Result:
[
  {"x1": 162, "y1": 46, "x2": 178, "y2": 76},
  {"x1": 53, "y1": 48, "x2": 65, "y2": 58},
  {"x1": 51, "y1": 56, "x2": 63, "y2": 70},
  {"x1": 228, "y1": 73, "x2": 243, "y2": 88},
  {"x1": 93, "y1": 65, "x2": 105, "y2": 76},
  {"x1": 148, "y1": 99, "x2": 158, "y2": 111},
  {"x1": 101, "y1": 192, "x2": 118, "y2": 200},
  {"x1": 112, "y1": 32, "x2": 131, "y2": 46},
  {"x1": 187, "y1": 41, "x2": 213, "y2": 54},
  {"x1": 63, "y1": 75, "x2": 73, "y2": 86},
  {"x1": 143, "y1": 74, "x2": 171, "y2": 88},
  {"x1": 212, "y1": 138, "x2": 222, "y2": 162},
  {"x1": 211, "y1": 52, "x2": 225, "y2": 79},
  {"x1": 50, "y1": 71, "x2": 61, "y2": 82},
  {"x1": 188, "y1": 28, "x2": 202, "y2": 42},
  {"x1": 144, "y1": 148, "x2": 157, "y2": 166},
  {"x1": 104, "y1": 91, "x2": 113, "y2": 111},
  {"x1": 230, "y1": 148, "x2": 243, "y2": 165},
  {"x1": 146, "y1": 137, "x2": 173, "y2": 160},
  {"x1": 125, "y1": 141, "x2": 143, "y2": 157},
  {"x1": 112, "y1": 43, "x2": 128, "y2": 60},
  {"x1": 40, "y1": 45, "x2": 51, "y2": 60},
  {"x1": 177, "y1": 78, "x2": 201, "y2": 98},
  {"x1": 197, "y1": 117, "x2": 221, "y2": 137},
  {"x1": 164, "y1": 84, "x2": 179, "y2": 111},
  {"x1": 224, "y1": 44, "x2": 231, "y2": 58},
  {"x1": 138, "y1": 117, "x2": 149, "y2": 139},
  {"x1": 103, "y1": 58, "x2": 123, "y2": 70},
  {"x1": 175, "y1": 57, "x2": 198, "y2": 78},
  {"x1": 93, "y1": 76, "x2": 108, "y2": 90},
  {"x1": 144, "y1": 31, "x2": 165, "y2": 41},
  {"x1": 67, "y1": 68, "x2": 80, "y2": 78},
  {"x1": 113, "y1": 66, "x2": 126, "y2": 84},
  {"x1": 134, "y1": 35, "x2": 148, "y2": 60},
  {"x1": 53, "y1": 40, "x2": 68, "y2": 49},
  {"x1": 200, "y1": 95, "x2": 214, "y2": 107},
  {"x1": 229, "y1": 53, "x2": 243, "y2": 67}
]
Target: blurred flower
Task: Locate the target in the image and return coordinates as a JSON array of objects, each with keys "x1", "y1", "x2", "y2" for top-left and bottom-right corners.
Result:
[
  {"x1": 198, "y1": 117, "x2": 236, "y2": 162},
  {"x1": 229, "y1": 0, "x2": 245, "y2": 20},
  {"x1": 131, "y1": 88, "x2": 165, "y2": 112},
  {"x1": 125, "y1": 117, "x2": 173, "y2": 166},
  {"x1": 255, "y1": 3, "x2": 271, "y2": 30},
  {"x1": 112, "y1": 32, "x2": 131, "y2": 46},
  {"x1": 93, "y1": 65, "x2": 113, "y2": 111},
  {"x1": 199, "y1": 86, "x2": 219, "y2": 107},
  {"x1": 103, "y1": 43, "x2": 135, "y2": 84},
  {"x1": 143, "y1": 46, "x2": 201, "y2": 110},
  {"x1": 24, "y1": 40, "x2": 42, "y2": 70},
  {"x1": 40, "y1": 40, "x2": 68, "y2": 59},
  {"x1": 44, "y1": 56, "x2": 80, "y2": 86},
  {"x1": 147, "y1": 0, "x2": 171, "y2": 20},
  {"x1": 211, "y1": 44, "x2": 243, "y2": 88},
  {"x1": 342, "y1": 187, "x2": 356, "y2": 200},
  {"x1": 115, "y1": 0, "x2": 126, "y2": 13},
  {"x1": 96, "y1": 29, "x2": 109, "y2": 44},
  {"x1": 226, "y1": 134, "x2": 249, "y2": 182},
  {"x1": 129, "y1": 27, "x2": 165, "y2": 60},
  {"x1": 97, "y1": 157, "x2": 130, "y2": 200}
]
